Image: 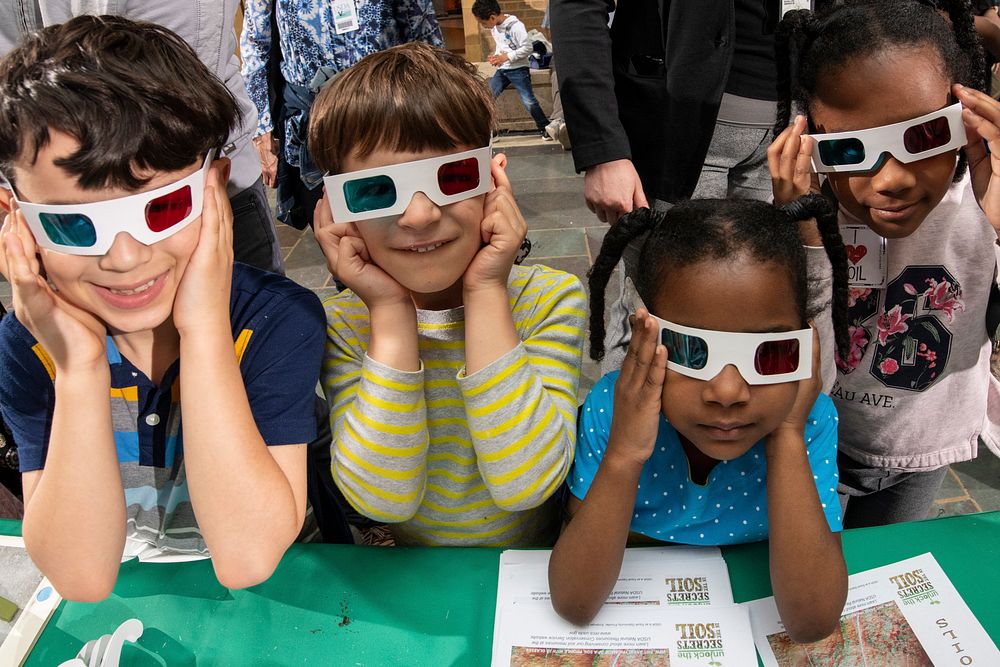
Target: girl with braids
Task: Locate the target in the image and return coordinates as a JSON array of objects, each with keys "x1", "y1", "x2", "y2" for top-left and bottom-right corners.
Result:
[
  {"x1": 770, "y1": 0, "x2": 1000, "y2": 530},
  {"x1": 548, "y1": 197, "x2": 849, "y2": 642}
]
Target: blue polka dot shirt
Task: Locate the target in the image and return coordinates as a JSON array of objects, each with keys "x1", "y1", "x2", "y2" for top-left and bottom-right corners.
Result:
[{"x1": 569, "y1": 371, "x2": 843, "y2": 545}]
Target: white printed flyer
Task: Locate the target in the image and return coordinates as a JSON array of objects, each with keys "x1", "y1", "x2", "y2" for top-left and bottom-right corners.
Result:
[
  {"x1": 496, "y1": 546, "x2": 732, "y2": 607},
  {"x1": 744, "y1": 552, "x2": 1000, "y2": 666},
  {"x1": 493, "y1": 603, "x2": 757, "y2": 667},
  {"x1": 492, "y1": 547, "x2": 737, "y2": 666}
]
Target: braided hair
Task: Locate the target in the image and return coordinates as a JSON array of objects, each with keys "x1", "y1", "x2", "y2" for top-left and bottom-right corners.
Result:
[
  {"x1": 587, "y1": 196, "x2": 849, "y2": 365},
  {"x1": 775, "y1": 0, "x2": 987, "y2": 182}
]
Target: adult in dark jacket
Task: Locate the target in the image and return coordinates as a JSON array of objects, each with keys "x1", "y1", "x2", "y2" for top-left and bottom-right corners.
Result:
[
  {"x1": 550, "y1": 0, "x2": 735, "y2": 220},
  {"x1": 551, "y1": 0, "x2": 783, "y2": 370}
]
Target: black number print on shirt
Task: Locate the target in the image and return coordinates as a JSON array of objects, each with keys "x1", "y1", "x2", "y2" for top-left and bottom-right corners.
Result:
[{"x1": 837, "y1": 266, "x2": 963, "y2": 392}]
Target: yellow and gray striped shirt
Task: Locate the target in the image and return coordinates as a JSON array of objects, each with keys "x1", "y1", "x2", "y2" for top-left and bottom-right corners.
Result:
[{"x1": 321, "y1": 264, "x2": 587, "y2": 546}]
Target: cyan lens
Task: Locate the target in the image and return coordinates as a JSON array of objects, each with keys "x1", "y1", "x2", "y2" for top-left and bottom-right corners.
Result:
[
  {"x1": 818, "y1": 138, "x2": 866, "y2": 166},
  {"x1": 38, "y1": 212, "x2": 97, "y2": 248},
  {"x1": 661, "y1": 329, "x2": 708, "y2": 370},
  {"x1": 343, "y1": 175, "x2": 396, "y2": 214}
]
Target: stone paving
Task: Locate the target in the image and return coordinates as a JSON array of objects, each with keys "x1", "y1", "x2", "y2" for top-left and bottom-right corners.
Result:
[{"x1": 1, "y1": 138, "x2": 997, "y2": 520}]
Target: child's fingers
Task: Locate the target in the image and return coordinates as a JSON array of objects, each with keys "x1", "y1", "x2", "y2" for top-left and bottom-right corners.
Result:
[
  {"x1": 4, "y1": 231, "x2": 45, "y2": 308},
  {"x1": 624, "y1": 311, "x2": 658, "y2": 381},
  {"x1": 956, "y1": 84, "x2": 1000, "y2": 125},
  {"x1": 794, "y1": 135, "x2": 814, "y2": 189},
  {"x1": 769, "y1": 116, "x2": 806, "y2": 185},
  {"x1": 199, "y1": 182, "x2": 222, "y2": 254},
  {"x1": 779, "y1": 117, "x2": 806, "y2": 182},
  {"x1": 211, "y1": 165, "x2": 233, "y2": 255},
  {"x1": 645, "y1": 343, "x2": 668, "y2": 391},
  {"x1": 963, "y1": 108, "x2": 1000, "y2": 159},
  {"x1": 314, "y1": 195, "x2": 334, "y2": 231},
  {"x1": 490, "y1": 153, "x2": 512, "y2": 194},
  {"x1": 484, "y1": 189, "x2": 527, "y2": 240},
  {"x1": 767, "y1": 122, "x2": 796, "y2": 178},
  {"x1": 11, "y1": 209, "x2": 41, "y2": 277},
  {"x1": 337, "y1": 234, "x2": 373, "y2": 274}
]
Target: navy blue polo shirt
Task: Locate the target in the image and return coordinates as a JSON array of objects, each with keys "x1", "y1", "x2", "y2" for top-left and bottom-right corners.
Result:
[{"x1": 0, "y1": 263, "x2": 325, "y2": 558}]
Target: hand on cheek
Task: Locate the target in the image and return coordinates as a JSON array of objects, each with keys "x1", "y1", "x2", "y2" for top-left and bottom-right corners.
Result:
[
  {"x1": 173, "y1": 160, "x2": 234, "y2": 335},
  {"x1": 955, "y1": 84, "x2": 1000, "y2": 234},
  {"x1": 1, "y1": 208, "x2": 106, "y2": 371},
  {"x1": 464, "y1": 155, "x2": 525, "y2": 292},
  {"x1": 607, "y1": 310, "x2": 667, "y2": 468},
  {"x1": 774, "y1": 324, "x2": 822, "y2": 438},
  {"x1": 313, "y1": 194, "x2": 410, "y2": 307},
  {"x1": 768, "y1": 115, "x2": 817, "y2": 205}
]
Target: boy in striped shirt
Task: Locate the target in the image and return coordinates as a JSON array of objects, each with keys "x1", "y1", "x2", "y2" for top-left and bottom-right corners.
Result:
[{"x1": 309, "y1": 43, "x2": 586, "y2": 546}]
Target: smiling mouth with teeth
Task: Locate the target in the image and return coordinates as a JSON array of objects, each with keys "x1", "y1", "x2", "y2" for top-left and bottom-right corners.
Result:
[
  {"x1": 108, "y1": 278, "x2": 156, "y2": 296},
  {"x1": 409, "y1": 242, "x2": 446, "y2": 253}
]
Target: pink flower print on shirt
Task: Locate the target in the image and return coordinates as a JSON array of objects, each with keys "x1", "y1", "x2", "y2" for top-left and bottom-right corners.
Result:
[
  {"x1": 876, "y1": 304, "x2": 910, "y2": 346},
  {"x1": 879, "y1": 358, "x2": 900, "y2": 375},
  {"x1": 923, "y1": 277, "x2": 965, "y2": 323},
  {"x1": 836, "y1": 324, "x2": 870, "y2": 373},
  {"x1": 847, "y1": 287, "x2": 873, "y2": 308}
]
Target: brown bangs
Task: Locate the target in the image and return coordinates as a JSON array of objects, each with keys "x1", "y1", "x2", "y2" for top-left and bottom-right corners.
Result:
[{"x1": 309, "y1": 43, "x2": 495, "y2": 175}]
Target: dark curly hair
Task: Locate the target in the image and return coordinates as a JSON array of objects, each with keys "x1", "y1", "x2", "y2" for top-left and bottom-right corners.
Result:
[
  {"x1": 587, "y1": 196, "x2": 849, "y2": 364},
  {"x1": 0, "y1": 14, "x2": 238, "y2": 191}
]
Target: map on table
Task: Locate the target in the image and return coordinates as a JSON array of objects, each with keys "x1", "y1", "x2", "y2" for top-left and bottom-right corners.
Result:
[{"x1": 744, "y1": 553, "x2": 999, "y2": 667}]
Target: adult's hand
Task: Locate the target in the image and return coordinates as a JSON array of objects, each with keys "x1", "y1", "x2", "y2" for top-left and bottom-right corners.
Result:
[
  {"x1": 253, "y1": 132, "x2": 279, "y2": 188},
  {"x1": 583, "y1": 159, "x2": 648, "y2": 224}
]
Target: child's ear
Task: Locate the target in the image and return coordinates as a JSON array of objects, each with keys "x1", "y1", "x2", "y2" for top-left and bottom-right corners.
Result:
[
  {"x1": 0, "y1": 187, "x2": 14, "y2": 214},
  {"x1": 214, "y1": 156, "x2": 232, "y2": 185}
]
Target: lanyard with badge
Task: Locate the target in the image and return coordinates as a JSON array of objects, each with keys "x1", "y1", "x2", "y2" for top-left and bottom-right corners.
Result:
[
  {"x1": 781, "y1": 0, "x2": 812, "y2": 16},
  {"x1": 332, "y1": 0, "x2": 359, "y2": 34}
]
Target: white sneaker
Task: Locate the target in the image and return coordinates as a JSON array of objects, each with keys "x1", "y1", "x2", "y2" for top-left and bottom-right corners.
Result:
[
  {"x1": 544, "y1": 122, "x2": 559, "y2": 142},
  {"x1": 555, "y1": 121, "x2": 571, "y2": 150}
]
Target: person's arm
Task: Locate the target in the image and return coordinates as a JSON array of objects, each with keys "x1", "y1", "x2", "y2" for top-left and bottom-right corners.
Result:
[
  {"x1": 765, "y1": 334, "x2": 847, "y2": 643},
  {"x1": 550, "y1": 0, "x2": 640, "y2": 211},
  {"x1": 460, "y1": 159, "x2": 584, "y2": 507},
  {"x1": 0, "y1": 204, "x2": 124, "y2": 602},
  {"x1": 769, "y1": 115, "x2": 822, "y2": 206},
  {"x1": 549, "y1": 312, "x2": 666, "y2": 625},
  {"x1": 312, "y1": 196, "x2": 429, "y2": 523},
  {"x1": 322, "y1": 306, "x2": 430, "y2": 523},
  {"x1": 975, "y1": 14, "x2": 1000, "y2": 60},
  {"x1": 173, "y1": 164, "x2": 310, "y2": 589},
  {"x1": 957, "y1": 83, "x2": 1000, "y2": 243},
  {"x1": 239, "y1": 0, "x2": 276, "y2": 149},
  {"x1": 461, "y1": 268, "x2": 586, "y2": 510}
]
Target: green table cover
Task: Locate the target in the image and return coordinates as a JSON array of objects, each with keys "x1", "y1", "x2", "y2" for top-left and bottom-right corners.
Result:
[{"x1": 3, "y1": 511, "x2": 998, "y2": 665}]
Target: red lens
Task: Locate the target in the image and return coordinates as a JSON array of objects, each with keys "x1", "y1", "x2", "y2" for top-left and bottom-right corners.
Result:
[
  {"x1": 754, "y1": 339, "x2": 800, "y2": 375},
  {"x1": 903, "y1": 116, "x2": 951, "y2": 154},
  {"x1": 145, "y1": 185, "x2": 193, "y2": 232},
  {"x1": 437, "y1": 157, "x2": 480, "y2": 196}
]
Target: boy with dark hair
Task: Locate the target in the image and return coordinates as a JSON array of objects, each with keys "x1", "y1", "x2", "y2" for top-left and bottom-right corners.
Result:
[
  {"x1": 0, "y1": 15, "x2": 324, "y2": 600},
  {"x1": 472, "y1": 0, "x2": 552, "y2": 139},
  {"x1": 309, "y1": 42, "x2": 585, "y2": 547}
]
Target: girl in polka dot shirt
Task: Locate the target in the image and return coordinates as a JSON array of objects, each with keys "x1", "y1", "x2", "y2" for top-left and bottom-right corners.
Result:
[{"x1": 548, "y1": 197, "x2": 849, "y2": 643}]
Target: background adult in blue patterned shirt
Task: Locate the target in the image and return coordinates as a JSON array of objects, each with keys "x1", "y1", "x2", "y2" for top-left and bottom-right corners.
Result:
[{"x1": 241, "y1": 0, "x2": 443, "y2": 229}]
